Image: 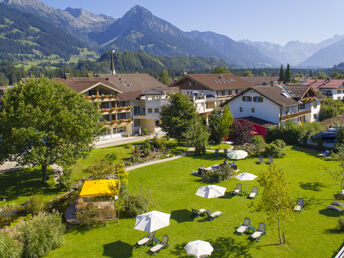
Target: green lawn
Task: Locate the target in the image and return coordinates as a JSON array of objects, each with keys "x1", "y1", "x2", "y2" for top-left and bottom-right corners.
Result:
[{"x1": 47, "y1": 146, "x2": 344, "y2": 257}]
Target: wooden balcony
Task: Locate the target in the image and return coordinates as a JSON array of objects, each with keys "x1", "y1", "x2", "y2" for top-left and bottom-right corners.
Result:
[
  {"x1": 85, "y1": 94, "x2": 117, "y2": 102},
  {"x1": 280, "y1": 109, "x2": 311, "y2": 121},
  {"x1": 100, "y1": 106, "x2": 133, "y2": 114},
  {"x1": 103, "y1": 119, "x2": 133, "y2": 127}
]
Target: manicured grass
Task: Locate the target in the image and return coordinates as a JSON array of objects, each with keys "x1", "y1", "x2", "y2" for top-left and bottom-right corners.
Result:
[
  {"x1": 47, "y1": 146, "x2": 344, "y2": 257},
  {"x1": 207, "y1": 143, "x2": 232, "y2": 150},
  {"x1": 0, "y1": 167, "x2": 61, "y2": 207}
]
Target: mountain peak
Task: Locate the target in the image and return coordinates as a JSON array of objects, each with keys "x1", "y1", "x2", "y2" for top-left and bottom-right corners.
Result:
[
  {"x1": 123, "y1": 5, "x2": 152, "y2": 20},
  {"x1": 65, "y1": 7, "x2": 86, "y2": 18}
]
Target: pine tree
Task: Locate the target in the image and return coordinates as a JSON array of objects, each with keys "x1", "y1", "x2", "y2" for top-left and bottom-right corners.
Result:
[
  {"x1": 284, "y1": 64, "x2": 291, "y2": 83},
  {"x1": 278, "y1": 65, "x2": 284, "y2": 82}
]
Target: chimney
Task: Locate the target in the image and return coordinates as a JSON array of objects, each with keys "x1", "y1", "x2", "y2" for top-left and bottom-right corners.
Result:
[
  {"x1": 110, "y1": 50, "x2": 116, "y2": 75},
  {"x1": 64, "y1": 73, "x2": 70, "y2": 79}
]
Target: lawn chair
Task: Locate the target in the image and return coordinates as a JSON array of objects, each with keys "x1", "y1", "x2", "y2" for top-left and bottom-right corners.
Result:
[
  {"x1": 294, "y1": 198, "x2": 304, "y2": 212},
  {"x1": 223, "y1": 149, "x2": 228, "y2": 157},
  {"x1": 136, "y1": 232, "x2": 155, "y2": 247},
  {"x1": 327, "y1": 206, "x2": 344, "y2": 214},
  {"x1": 248, "y1": 186, "x2": 258, "y2": 199},
  {"x1": 250, "y1": 223, "x2": 266, "y2": 241},
  {"x1": 267, "y1": 156, "x2": 273, "y2": 164},
  {"x1": 191, "y1": 208, "x2": 207, "y2": 218},
  {"x1": 232, "y1": 183, "x2": 242, "y2": 196},
  {"x1": 206, "y1": 211, "x2": 223, "y2": 221},
  {"x1": 317, "y1": 150, "x2": 330, "y2": 157},
  {"x1": 331, "y1": 202, "x2": 344, "y2": 208},
  {"x1": 149, "y1": 235, "x2": 169, "y2": 254},
  {"x1": 214, "y1": 149, "x2": 220, "y2": 157},
  {"x1": 236, "y1": 217, "x2": 251, "y2": 234},
  {"x1": 258, "y1": 156, "x2": 263, "y2": 164}
]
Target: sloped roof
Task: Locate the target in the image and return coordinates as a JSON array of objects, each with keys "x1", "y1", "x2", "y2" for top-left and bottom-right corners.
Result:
[
  {"x1": 238, "y1": 116, "x2": 277, "y2": 128},
  {"x1": 283, "y1": 85, "x2": 311, "y2": 99},
  {"x1": 97, "y1": 73, "x2": 170, "y2": 94},
  {"x1": 53, "y1": 77, "x2": 120, "y2": 94},
  {"x1": 319, "y1": 79, "x2": 344, "y2": 89},
  {"x1": 173, "y1": 73, "x2": 254, "y2": 91},
  {"x1": 223, "y1": 86, "x2": 299, "y2": 107},
  {"x1": 241, "y1": 76, "x2": 279, "y2": 85}
]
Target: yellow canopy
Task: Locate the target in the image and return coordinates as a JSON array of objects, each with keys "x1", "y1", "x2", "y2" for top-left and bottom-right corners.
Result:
[{"x1": 79, "y1": 179, "x2": 120, "y2": 197}]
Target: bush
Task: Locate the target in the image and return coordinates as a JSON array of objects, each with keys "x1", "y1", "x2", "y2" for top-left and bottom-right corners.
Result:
[
  {"x1": 251, "y1": 135, "x2": 266, "y2": 156},
  {"x1": 265, "y1": 140, "x2": 286, "y2": 158},
  {"x1": 339, "y1": 217, "x2": 344, "y2": 232},
  {"x1": 229, "y1": 120, "x2": 253, "y2": 145},
  {"x1": 25, "y1": 196, "x2": 45, "y2": 215},
  {"x1": 142, "y1": 142, "x2": 152, "y2": 156},
  {"x1": 121, "y1": 194, "x2": 149, "y2": 218},
  {"x1": 15, "y1": 213, "x2": 65, "y2": 258},
  {"x1": 105, "y1": 153, "x2": 117, "y2": 162},
  {"x1": 76, "y1": 202, "x2": 103, "y2": 227},
  {"x1": 143, "y1": 128, "x2": 148, "y2": 135},
  {"x1": 0, "y1": 231, "x2": 23, "y2": 258},
  {"x1": 202, "y1": 164, "x2": 233, "y2": 183},
  {"x1": 151, "y1": 137, "x2": 167, "y2": 151}
]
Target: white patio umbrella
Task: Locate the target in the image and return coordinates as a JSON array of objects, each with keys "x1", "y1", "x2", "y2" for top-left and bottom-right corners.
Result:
[
  {"x1": 227, "y1": 150, "x2": 248, "y2": 160},
  {"x1": 196, "y1": 185, "x2": 226, "y2": 199},
  {"x1": 184, "y1": 240, "x2": 214, "y2": 258},
  {"x1": 134, "y1": 210, "x2": 170, "y2": 233},
  {"x1": 196, "y1": 185, "x2": 226, "y2": 209},
  {"x1": 235, "y1": 172, "x2": 257, "y2": 181}
]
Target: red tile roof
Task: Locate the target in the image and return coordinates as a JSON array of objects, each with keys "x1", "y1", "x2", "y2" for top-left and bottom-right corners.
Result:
[{"x1": 53, "y1": 77, "x2": 119, "y2": 93}]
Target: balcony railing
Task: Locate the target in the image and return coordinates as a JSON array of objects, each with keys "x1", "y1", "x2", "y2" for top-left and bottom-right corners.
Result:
[
  {"x1": 104, "y1": 118, "x2": 133, "y2": 126},
  {"x1": 85, "y1": 94, "x2": 117, "y2": 101},
  {"x1": 100, "y1": 106, "x2": 133, "y2": 113}
]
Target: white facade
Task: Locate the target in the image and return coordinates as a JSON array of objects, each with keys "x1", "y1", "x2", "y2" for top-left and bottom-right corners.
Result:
[
  {"x1": 227, "y1": 89, "x2": 321, "y2": 125},
  {"x1": 320, "y1": 88, "x2": 344, "y2": 100}
]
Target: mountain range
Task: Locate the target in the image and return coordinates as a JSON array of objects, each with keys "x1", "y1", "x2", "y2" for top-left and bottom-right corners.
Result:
[{"x1": 0, "y1": 0, "x2": 344, "y2": 68}]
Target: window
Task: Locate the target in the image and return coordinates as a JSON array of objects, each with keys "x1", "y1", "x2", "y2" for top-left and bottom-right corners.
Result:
[
  {"x1": 251, "y1": 108, "x2": 255, "y2": 113},
  {"x1": 134, "y1": 106, "x2": 140, "y2": 115},
  {"x1": 118, "y1": 113, "x2": 126, "y2": 119},
  {"x1": 229, "y1": 90, "x2": 232, "y2": 95},
  {"x1": 298, "y1": 104, "x2": 305, "y2": 110},
  {"x1": 221, "y1": 90, "x2": 226, "y2": 96},
  {"x1": 313, "y1": 114, "x2": 317, "y2": 120},
  {"x1": 235, "y1": 89, "x2": 239, "y2": 94},
  {"x1": 286, "y1": 107, "x2": 290, "y2": 114},
  {"x1": 147, "y1": 96, "x2": 152, "y2": 101},
  {"x1": 253, "y1": 96, "x2": 263, "y2": 102},
  {"x1": 154, "y1": 108, "x2": 159, "y2": 113},
  {"x1": 313, "y1": 102, "x2": 317, "y2": 109},
  {"x1": 134, "y1": 119, "x2": 140, "y2": 127},
  {"x1": 148, "y1": 108, "x2": 152, "y2": 113},
  {"x1": 117, "y1": 127, "x2": 126, "y2": 133},
  {"x1": 117, "y1": 101, "x2": 126, "y2": 107},
  {"x1": 104, "y1": 115, "x2": 110, "y2": 121},
  {"x1": 242, "y1": 96, "x2": 252, "y2": 102},
  {"x1": 240, "y1": 107, "x2": 243, "y2": 112}
]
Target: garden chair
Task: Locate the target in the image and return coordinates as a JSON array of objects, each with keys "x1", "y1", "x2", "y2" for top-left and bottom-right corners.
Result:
[
  {"x1": 258, "y1": 156, "x2": 263, "y2": 164},
  {"x1": 250, "y1": 223, "x2": 266, "y2": 241},
  {"x1": 267, "y1": 156, "x2": 273, "y2": 164},
  {"x1": 136, "y1": 232, "x2": 155, "y2": 247},
  {"x1": 149, "y1": 235, "x2": 169, "y2": 254},
  {"x1": 248, "y1": 186, "x2": 258, "y2": 199},
  {"x1": 232, "y1": 183, "x2": 242, "y2": 196},
  {"x1": 326, "y1": 206, "x2": 344, "y2": 214},
  {"x1": 223, "y1": 149, "x2": 228, "y2": 157},
  {"x1": 191, "y1": 208, "x2": 207, "y2": 218},
  {"x1": 294, "y1": 198, "x2": 304, "y2": 212},
  {"x1": 317, "y1": 150, "x2": 330, "y2": 157},
  {"x1": 214, "y1": 149, "x2": 220, "y2": 157},
  {"x1": 206, "y1": 211, "x2": 223, "y2": 221},
  {"x1": 230, "y1": 162, "x2": 238, "y2": 171},
  {"x1": 331, "y1": 202, "x2": 344, "y2": 208},
  {"x1": 236, "y1": 217, "x2": 251, "y2": 234}
]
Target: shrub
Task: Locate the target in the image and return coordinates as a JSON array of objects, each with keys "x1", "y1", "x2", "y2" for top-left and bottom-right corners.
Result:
[
  {"x1": 121, "y1": 194, "x2": 149, "y2": 218},
  {"x1": 105, "y1": 153, "x2": 117, "y2": 162},
  {"x1": 229, "y1": 120, "x2": 253, "y2": 145},
  {"x1": 76, "y1": 202, "x2": 102, "y2": 227},
  {"x1": 25, "y1": 196, "x2": 45, "y2": 215},
  {"x1": 251, "y1": 135, "x2": 266, "y2": 156},
  {"x1": 15, "y1": 213, "x2": 65, "y2": 258},
  {"x1": 143, "y1": 128, "x2": 148, "y2": 135},
  {"x1": 57, "y1": 168, "x2": 72, "y2": 191},
  {"x1": 265, "y1": 140, "x2": 286, "y2": 158},
  {"x1": 142, "y1": 142, "x2": 152, "y2": 156},
  {"x1": 339, "y1": 217, "x2": 344, "y2": 231},
  {"x1": 202, "y1": 164, "x2": 233, "y2": 183},
  {"x1": 0, "y1": 231, "x2": 23, "y2": 258},
  {"x1": 151, "y1": 137, "x2": 167, "y2": 151}
]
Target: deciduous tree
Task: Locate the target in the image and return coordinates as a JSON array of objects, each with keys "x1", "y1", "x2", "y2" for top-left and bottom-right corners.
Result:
[
  {"x1": 184, "y1": 117, "x2": 210, "y2": 155},
  {"x1": 0, "y1": 77, "x2": 103, "y2": 183},
  {"x1": 161, "y1": 92, "x2": 197, "y2": 143},
  {"x1": 208, "y1": 106, "x2": 233, "y2": 144},
  {"x1": 257, "y1": 165, "x2": 293, "y2": 244},
  {"x1": 158, "y1": 69, "x2": 171, "y2": 85}
]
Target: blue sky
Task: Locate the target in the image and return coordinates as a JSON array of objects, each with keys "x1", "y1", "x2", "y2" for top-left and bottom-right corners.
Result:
[{"x1": 42, "y1": 0, "x2": 344, "y2": 45}]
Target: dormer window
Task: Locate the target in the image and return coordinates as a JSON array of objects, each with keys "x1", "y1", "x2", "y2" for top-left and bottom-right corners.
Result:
[
  {"x1": 253, "y1": 96, "x2": 263, "y2": 102},
  {"x1": 242, "y1": 96, "x2": 252, "y2": 102}
]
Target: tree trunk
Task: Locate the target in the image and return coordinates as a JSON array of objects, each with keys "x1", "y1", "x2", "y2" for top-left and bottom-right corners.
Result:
[
  {"x1": 42, "y1": 164, "x2": 47, "y2": 184},
  {"x1": 277, "y1": 219, "x2": 282, "y2": 245},
  {"x1": 283, "y1": 232, "x2": 286, "y2": 244}
]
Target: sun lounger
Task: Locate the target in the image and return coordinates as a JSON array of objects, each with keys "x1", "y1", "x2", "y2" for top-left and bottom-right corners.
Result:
[
  {"x1": 317, "y1": 150, "x2": 330, "y2": 157},
  {"x1": 191, "y1": 208, "x2": 207, "y2": 218},
  {"x1": 267, "y1": 156, "x2": 273, "y2": 164},
  {"x1": 248, "y1": 186, "x2": 258, "y2": 199},
  {"x1": 223, "y1": 149, "x2": 228, "y2": 157},
  {"x1": 331, "y1": 202, "x2": 344, "y2": 208},
  {"x1": 232, "y1": 183, "x2": 242, "y2": 196},
  {"x1": 250, "y1": 223, "x2": 266, "y2": 241},
  {"x1": 294, "y1": 198, "x2": 304, "y2": 212},
  {"x1": 258, "y1": 156, "x2": 263, "y2": 164},
  {"x1": 214, "y1": 149, "x2": 220, "y2": 157},
  {"x1": 327, "y1": 206, "x2": 344, "y2": 213},
  {"x1": 207, "y1": 211, "x2": 223, "y2": 221},
  {"x1": 236, "y1": 217, "x2": 251, "y2": 234},
  {"x1": 137, "y1": 232, "x2": 155, "y2": 247},
  {"x1": 149, "y1": 235, "x2": 169, "y2": 254}
]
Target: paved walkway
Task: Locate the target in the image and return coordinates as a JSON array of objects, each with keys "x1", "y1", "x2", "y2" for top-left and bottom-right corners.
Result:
[{"x1": 126, "y1": 148, "x2": 194, "y2": 171}]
